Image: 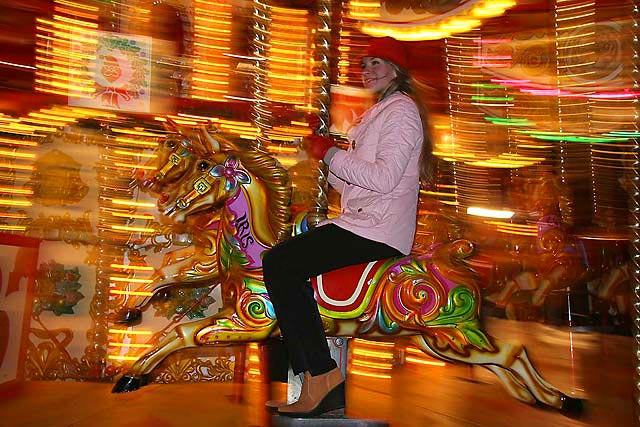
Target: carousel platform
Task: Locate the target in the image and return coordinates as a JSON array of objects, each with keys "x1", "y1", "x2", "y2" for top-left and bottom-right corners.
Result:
[{"x1": 0, "y1": 320, "x2": 634, "y2": 427}]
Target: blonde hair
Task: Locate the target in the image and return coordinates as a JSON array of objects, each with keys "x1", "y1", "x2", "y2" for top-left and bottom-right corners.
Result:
[{"x1": 379, "y1": 61, "x2": 434, "y2": 184}]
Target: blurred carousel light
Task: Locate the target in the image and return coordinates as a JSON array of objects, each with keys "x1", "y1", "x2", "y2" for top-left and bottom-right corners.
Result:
[
  {"x1": 0, "y1": 60, "x2": 36, "y2": 70},
  {"x1": 264, "y1": 7, "x2": 315, "y2": 108},
  {"x1": 35, "y1": 0, "x2": 99, "y2": 97},
  {"x1": 245, "y1": 342, "x2": 265, "y2": 381},
  {"x1": 443, "y1": 29, "x2": 498, "y2": 217},
  {"x1": 107, "y1": 327, "x2": 154, "y2": 363},
  {"x1": 94, "y1": 124, "x2": 166, "y2": 367},
  {"x1": 552, "y1": 0, "x2": 597, "y2": 228},
  {"x1": 467, "y1": 206, "x2": 514, "y2": 219},
  {"x1": 336, "y1": 2, "x2": 369, "y2": 87},
  {"x1": 191, "y1": 0, "x2": 234, "y2": 102},
  {"x1": 631, "y1": 0, "x2": 640, "y2": 407},
  {"x1": 350, "y1": 338, "x2": 394, "y2": 379},
  {"x1": 108, "y1": 328, "x2": 153, "y2": 335},
  {"x1": 582, "y1": 9, "x2": 639, "y2": 229},
  {"x1": 404, "y1": 346, "x2": 445, "y2": 367},
  {"x1": 352, "y1": 0, "x2": 516, "y2": 41},
  {"x1": 484, "y1": 220, "x2": 538, "y2": 237}
]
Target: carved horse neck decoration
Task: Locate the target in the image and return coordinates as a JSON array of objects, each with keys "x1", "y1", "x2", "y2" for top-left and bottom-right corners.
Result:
[
  {"x1": 168, "y1": 149, "x2": 291, "y2": 278},
  {"x1": 116, "y1": 126, "x2": 233, "y2": 319}
]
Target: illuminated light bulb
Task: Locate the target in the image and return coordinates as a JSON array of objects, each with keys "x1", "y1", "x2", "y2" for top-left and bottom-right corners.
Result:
[
  {"x1": 350, "y1": 369, "x2": 392, "y2": 379},
  {"x1": 109, "y1": 277, "x2": 153, "y2": 284},
  {"x1": 108, "y1": 329, "x2": 153, "y2": 335},
  {"x1": 108, "y1": 343, "x2": 152, "y2": 348},
  {"x1": 107, "y1": 355, "x2": 141, "y2": 361},
  {"x1": 110, "y1": 264, "x2": 155, "y2": 271},
  {"x1": 467, "y1": 207, "x2": 514, "y2": 219},
  {"x1": 109, "y1": 290, "x2": 154, "y2": 296}
]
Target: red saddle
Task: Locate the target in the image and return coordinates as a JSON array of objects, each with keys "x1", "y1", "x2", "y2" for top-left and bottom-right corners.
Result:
[{"x1": 310, "y1": 259, "x2": 388, "y2": 314}]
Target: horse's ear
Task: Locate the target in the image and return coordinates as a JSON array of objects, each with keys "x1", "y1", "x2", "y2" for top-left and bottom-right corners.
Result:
[
  {"x1": 162, "y1": 118, "x2": 177, "y2": 133},
  {"x1": 201, "y1": 124, "x2": 243, "y2": 153},
  {"x1": 166, "y1": 117, "x2": 200, "y2": 145},
  {"x1": 200, "y1": 124, "x2": 221, "y2": 153}
]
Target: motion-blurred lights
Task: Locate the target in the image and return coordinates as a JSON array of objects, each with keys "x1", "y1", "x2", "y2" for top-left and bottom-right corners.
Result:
[
  {"x1": 356, "y1": 0, "x2": 516, "y2": 41},
  {"x1": 473, "y1": 1, "x2": 516, "y2": 18},
  {"x1": 108, "y1": 329, "x2": 152, "y2": 335},
  {"x1": 467, "y1": 207, "x2": 514, "y2": 219}
]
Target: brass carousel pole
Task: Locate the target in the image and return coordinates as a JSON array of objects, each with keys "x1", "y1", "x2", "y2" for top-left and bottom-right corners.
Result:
[
  {"x1": 87, "y1": 0, "x2": 122, "y2": 381},
  {"x1": 305, "y1": 0, "x2": 333, "y2": 228},
  {"x1": 632, "y1": 0, "x2": 640, "y2": 422},
  {"x1": 251, "y1": 0, "x2": 271, "y2": 153},
  {"x1": 310, "y1": 0, "x2": 351, "y2": 401}
]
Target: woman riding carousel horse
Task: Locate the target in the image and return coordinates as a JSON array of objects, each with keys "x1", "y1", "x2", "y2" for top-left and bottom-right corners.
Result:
[
  {"x1": 112, "y1": 38, "x2": 582, "y2": 418},
  {"x1": 262, "y1": 36, "x2": 432, "y2": 417}
]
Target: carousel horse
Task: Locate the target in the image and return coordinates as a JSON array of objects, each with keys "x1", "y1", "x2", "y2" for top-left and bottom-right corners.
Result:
[
  {"x1": 488, "y1": 231, "x2": 628, "y2": 311},
  {"x1": 586, "y1": 175, "x2": 634, "y2": 319},
  {"x1": 588, "y1": 261, "x2": 630, "y2": 302},
  {"x1": 112, "y1": 137, "x2": 582, "y2": 415},
  {"x1": 483, "y1": 226, "x2": 583, "y2": 313},
  {"x1": 481, "y1": 175, "x2": 629, "y2": 319},
  {"x1": 117, "y1": 123, "x2": 227, "y2": 325}
]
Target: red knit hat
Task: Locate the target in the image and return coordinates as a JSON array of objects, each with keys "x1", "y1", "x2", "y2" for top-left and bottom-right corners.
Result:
[{"x1": 364, "y1": 37, "x2": 409, "y2": 70}]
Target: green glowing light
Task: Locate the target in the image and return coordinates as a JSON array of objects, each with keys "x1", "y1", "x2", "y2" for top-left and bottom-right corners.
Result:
[
  {"x1": 607, "y1": 131, "x2": 640, "y2": 137},
  {"x1": 471, "y1": 83, "x2": 505, "y2": 89},
  {"x1": 529, "y1": 134, "x2": 629, "y2": 143},
  {"x1": 471, "y1": 96, "x2": 514, "y2": 101},
  {"x1": 485, "y1": 117, "x2": 535, "y2": 127}
]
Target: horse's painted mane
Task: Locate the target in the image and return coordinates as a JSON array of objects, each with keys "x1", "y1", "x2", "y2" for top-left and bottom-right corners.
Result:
[{"x1": 219, "y1": 137, "x2": 292, "y2": 242}]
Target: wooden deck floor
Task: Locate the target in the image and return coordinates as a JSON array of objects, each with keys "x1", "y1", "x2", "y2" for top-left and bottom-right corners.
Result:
[{"x1": 0, "y1": 320, "x2": 635, "y2": 427}]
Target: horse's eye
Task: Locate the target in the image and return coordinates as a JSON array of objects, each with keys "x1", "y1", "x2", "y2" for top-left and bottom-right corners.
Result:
[
  {"x1": 166, "y1": 139, "x2": 177, "y2": 149},
  {"x1": 198, "y1": 160, "x2": 210, "y2": 171}
]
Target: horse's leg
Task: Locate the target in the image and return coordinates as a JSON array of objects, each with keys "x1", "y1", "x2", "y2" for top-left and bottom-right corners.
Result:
[
  {"x1": 116, "y1": 251, "x2": 219, "y2": 326},
  {"x1": 114, "y1": 254, "x2": 189, "y2": 325},
  {"x1": 112, "y1": 318, "x2": 207, "y2": 393},
  {"x1": 486, "y1": 278, "x2": 518, "y2": 307},
  {"x1": 615, "y1": 294, "x2": 630, "y2": 316},
  {"x1": 488, "y1": 271, "x2": 535, "y2": 308},
  {"x1": 154, "y1": 246, "x2": 198, "y2": 281},
  {"x1": 483, "y1": 365, "x2": 535, "y2": 403},
  {"x1": 409, "y1": 335, "x2": 536, "y2": 404},
  {"x1": 136, "y1": 246, "x2": 200, "y2": 301},
  {"x1": 504, "y1": 302, "x2": 519, "y2": 320},
  {"x1": 113, "y1": 311, "x2": 278, "y2": 393},
  {"x1": 411, "y1": 333, "x2": 582, "y2": 414},
  {"x1": 531, "y1": 266, "x2": 565, "y2": 307},
  {"x1": 596, "y1": 262, "x2": 629, "y2": 300}
]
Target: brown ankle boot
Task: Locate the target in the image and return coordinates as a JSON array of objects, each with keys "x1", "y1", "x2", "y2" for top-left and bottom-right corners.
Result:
[
  {"x1": 265, "y1": 400, "x2": 286, "y2": 411},
  {"x1": 277, "y1": 368, "x2": 345, "y2": 418},
  {"x1": 266, "y1": 371, "x2": 311, "y2": 411}
]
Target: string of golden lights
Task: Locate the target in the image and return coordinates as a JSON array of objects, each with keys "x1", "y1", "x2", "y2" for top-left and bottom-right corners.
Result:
[
  {"x1": 35, "y1": 0, "x2": 98, "y2": 98},
  {"x1": 350, "y1": 0, "x2": 517, "y2": 41},
  {"x1": 191, "y1": 0, "x2": 233, "y2": 102}
]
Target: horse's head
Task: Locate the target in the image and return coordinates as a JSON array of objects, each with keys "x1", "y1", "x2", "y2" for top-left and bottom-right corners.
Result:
[
  {"x1": 137, "y1": 122, "x2": 220, "y2": 194},
  {"x1": 160, "y1": 145, "x2": 292, "y2": 244},
  {"x1": 161, "y1": 152, "x2": 249, "y2": 222},
  {"x1": 136, "y1": 135, "x2": 200, "y2": 193}
]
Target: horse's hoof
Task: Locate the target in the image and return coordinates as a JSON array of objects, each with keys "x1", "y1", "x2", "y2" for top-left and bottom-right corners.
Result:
[
  {"x1": 560, "y1": 395, "x2": 585, "y2": 417},
  {"x1": 111, "y1": 375, "x2": 148, "y2": 393},
  {"x1": 111, "y1": 375, "x2": 141, "y2": 393},
  {"x1": 115, "y1": 308, "x2": 143, "y2": 326}
]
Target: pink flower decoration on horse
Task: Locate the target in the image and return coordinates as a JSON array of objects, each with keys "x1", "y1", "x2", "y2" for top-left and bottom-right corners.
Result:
[{"x1": 211, "y1": 156, "x2": 251, "y2": 191}]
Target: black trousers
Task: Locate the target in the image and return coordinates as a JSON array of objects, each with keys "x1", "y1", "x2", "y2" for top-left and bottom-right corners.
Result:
[{"x1": 263, "y1": 224, "x2": 401, "y2": 376}]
